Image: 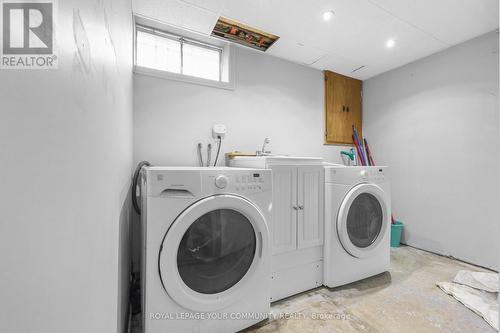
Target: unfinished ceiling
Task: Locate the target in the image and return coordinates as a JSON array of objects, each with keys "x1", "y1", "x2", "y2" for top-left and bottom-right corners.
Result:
[{"x1": 133, "y1": 0, "x2": 499, "y2": 80}]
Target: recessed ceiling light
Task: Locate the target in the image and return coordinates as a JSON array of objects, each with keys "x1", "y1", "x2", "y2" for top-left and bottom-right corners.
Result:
[
  {"x1": 322, "y1": 10, "x2": 335, "y2": 21},
  {"x1": 386, "y1": 39, "x2": 396, "y2": 48}
]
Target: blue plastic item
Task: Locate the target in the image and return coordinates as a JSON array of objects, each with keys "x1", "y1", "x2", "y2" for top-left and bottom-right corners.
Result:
[
  {"x1": 341, "y1": 150, "x2": 355, "y2": 160},
  {"x1": 390, "y1": 221, "x2": 404, "y2": 247}
]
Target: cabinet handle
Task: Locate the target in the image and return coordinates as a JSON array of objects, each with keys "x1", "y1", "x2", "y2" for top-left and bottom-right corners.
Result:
[
  {"x1": 292, "y1": 205, "x2": 298, "y2": 210},
  {"x1": 298, "y1": 205, "x2": 304, "y2": 210},
  {"x1": 346, "y1": 106, "x2": 350, "y2": 112}
]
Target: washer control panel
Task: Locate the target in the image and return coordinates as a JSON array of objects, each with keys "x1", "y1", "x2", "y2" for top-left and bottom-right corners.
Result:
[
  {"x1": 215, "y1": 175, "x2": 229, "y2": 189},
  {"x1": 234, "y1": 173, "x2": 266, "y2": 192},
  {"x1": 203, "y1": 169, "x2": 272, "y2": 195}
]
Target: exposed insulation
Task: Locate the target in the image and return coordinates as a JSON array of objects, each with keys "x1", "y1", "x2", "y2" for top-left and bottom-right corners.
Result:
[{"x1": 211, "y1": 17, "x2": 279, "y2": 52}]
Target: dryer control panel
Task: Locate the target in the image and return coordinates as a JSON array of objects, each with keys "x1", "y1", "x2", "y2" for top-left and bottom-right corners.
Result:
[
  {"x1": 325, "y1": 166, "x2": 388, "y2": 184},
  {"x1": 359, "y1": 168, "x2": 385, "y2": 182}
]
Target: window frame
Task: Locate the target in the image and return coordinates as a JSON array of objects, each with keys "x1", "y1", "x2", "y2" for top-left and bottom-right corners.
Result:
[{"x1": 134, "y1": 21, "x2": 235, "y2": 90}]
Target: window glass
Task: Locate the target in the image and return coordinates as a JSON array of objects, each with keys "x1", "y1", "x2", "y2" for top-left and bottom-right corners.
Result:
[
  {"x1": 182, "y1": 42, "x2": 221, "y2": 81},
  {"x1": 135, "y1": 27, "x2": 222, "y2": 82},
  {"x1": 136, "y1": 30, "x2": 181, "y2": 73},
  {"x1": 177, "y1": 209, "x2": 256, "y2": 294}
]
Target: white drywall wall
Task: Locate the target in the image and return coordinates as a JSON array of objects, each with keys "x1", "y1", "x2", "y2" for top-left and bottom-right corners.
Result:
[
  {"x1": 132, "y1": 45, "x2": 348, "y2": 270},
  {"x1": 133, "y1": 46, "x2": 346, "y2": 166},
  {"x1": 363, "y1": 31, "x2": 499, "y2": 270},
  {"x1": 0, "y1": 1, "x2": 133, "y2": 332}
]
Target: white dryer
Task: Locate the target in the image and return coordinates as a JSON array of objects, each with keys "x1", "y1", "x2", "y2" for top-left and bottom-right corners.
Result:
[
  {"x1": 324, "y1": 166, "x2": 391, "y2": 288},
  {"x1": 141, "y1": 167, "x2": 272, "y2": 333}
]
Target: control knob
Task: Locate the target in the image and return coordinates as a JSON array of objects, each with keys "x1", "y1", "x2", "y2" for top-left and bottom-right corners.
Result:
[{"x1": 215, "y1": 175, "x2": 228, "y2": 189}]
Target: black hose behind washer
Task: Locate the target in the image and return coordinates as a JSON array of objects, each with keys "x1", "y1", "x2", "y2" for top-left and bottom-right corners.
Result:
[
  {"x1": 132, "y1": 161, "x2": 151, "y2": 215},
  {"x1": 213, "y1": 137, "x2": 222, "y2": 166}
]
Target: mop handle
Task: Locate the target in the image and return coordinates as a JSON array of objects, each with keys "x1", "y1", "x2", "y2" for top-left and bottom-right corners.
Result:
[
  {"x1": 364, "y1": 138, "x2": 375, "y2": 166},
  {"x1": 352, "y1": 126, "x2": 366, "y2": 166},
  {"x1": 352, "y1": 135, "x2": 364, "y2": 166}
]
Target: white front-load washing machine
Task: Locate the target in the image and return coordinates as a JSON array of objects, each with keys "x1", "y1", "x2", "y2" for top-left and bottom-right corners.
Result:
[
  {"x1": 324, "y1": 166, "x2": 391, "y2": 288},
  {"x1": 140, "y1": 167, "x2": 272, "y2": 333}
]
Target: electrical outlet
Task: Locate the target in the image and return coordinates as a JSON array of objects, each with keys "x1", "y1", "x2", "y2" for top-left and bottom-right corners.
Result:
[{"x1": 212, "y1": 124, "x2": 226, "y2": 139}]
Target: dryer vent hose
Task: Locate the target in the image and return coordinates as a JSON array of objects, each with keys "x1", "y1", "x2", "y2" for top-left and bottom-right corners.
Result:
[{"x1": 132, "y1": 161, "x2": 151, "y2": 215}]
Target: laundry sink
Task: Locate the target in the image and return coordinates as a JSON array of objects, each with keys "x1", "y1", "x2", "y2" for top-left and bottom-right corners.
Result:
[{"x1": 229, "y1": 155, "x2": 323, "y2": 169}]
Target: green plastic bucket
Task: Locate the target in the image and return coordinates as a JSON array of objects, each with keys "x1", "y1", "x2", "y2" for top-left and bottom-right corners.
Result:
[{"x1": 390, "y1": 221, "x2": 404, "y2": 247}]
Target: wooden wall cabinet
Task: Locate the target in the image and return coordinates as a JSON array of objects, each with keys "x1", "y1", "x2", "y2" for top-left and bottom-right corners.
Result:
[{"x1": 324, "y1": 70, "x2": 362, "y2": 145}]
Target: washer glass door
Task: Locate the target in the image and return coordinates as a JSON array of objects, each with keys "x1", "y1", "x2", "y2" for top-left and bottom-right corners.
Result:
[
  {"x1": 177, "y1": 209, "x2": 256, "y2": 294},
  {"x1": 158, "y1": 194, "x2": 268, "y2": 312},
  {"x1": 337, "y1": 184, "x2": 388, "y2": 258}
]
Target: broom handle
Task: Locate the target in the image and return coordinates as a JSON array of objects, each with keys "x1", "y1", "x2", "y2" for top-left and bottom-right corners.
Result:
[
  {"x1": 352, "y1": 126, "x2": 366, "y2": 166},
  {"x1": 352, "y1": 135, "x2": 364, "y2": 166},
  {"x1": 364, "y1": 138, "x2": 376, "y2": 166}
]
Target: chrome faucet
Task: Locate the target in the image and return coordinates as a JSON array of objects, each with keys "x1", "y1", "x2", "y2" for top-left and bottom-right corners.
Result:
[{"x1": 257, "y1": 138, "x2": 271, "y2": 156}]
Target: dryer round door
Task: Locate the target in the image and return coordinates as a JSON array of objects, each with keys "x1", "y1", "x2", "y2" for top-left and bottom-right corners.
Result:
[
  {"x1": 158, "y1": 194, "x2": 269, "y2": 312},
  {"x1": 337, "y1": 183, "x2": 388, "y2": 258}
]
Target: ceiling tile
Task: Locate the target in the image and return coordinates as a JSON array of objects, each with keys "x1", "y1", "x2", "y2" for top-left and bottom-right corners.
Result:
[
  {"x1": 368, "y1": 0, "x2": 499, "y2": 45},
  {"x1": 217, "y1": 0, "x2": 395, "y2": 54},
  {"x1": 338, "y1": 17, "x2": 448, "y2": 78},
  {"x1": 133, "y1": 0, "x2": 219, "y2": 34},
  {"x1": 175, "y1": 0, "x2": 223, "y2": 13},
  {"x1": 267, "y1": 40, "x2": 327, "y2": 66},
  {"x1": 310, "y1": 53, "x2": 364, "y2": 79},
  {"x1": 133, "y1": 0, "x2": 499, "y2": 79}
]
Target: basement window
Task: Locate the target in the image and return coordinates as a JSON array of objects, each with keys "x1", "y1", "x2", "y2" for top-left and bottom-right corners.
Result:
[{"x1": 134, "y1": 24, "x2": 234, "y2": 89}]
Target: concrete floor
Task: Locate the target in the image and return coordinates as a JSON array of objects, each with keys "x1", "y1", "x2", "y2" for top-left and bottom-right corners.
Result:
[
  {"x1": 244, "y1": 246, "x2": 496, "y2": 333},
  {"x1": 131, "y1": 246, "x2": 496, "y2": 333}
]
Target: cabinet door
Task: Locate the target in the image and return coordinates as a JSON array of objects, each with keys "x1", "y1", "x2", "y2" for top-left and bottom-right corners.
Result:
[
  {"x1": 346, "y1": 75, "x2": 362, "y2": 141},
  {"x1": 297, "y1": 166, "x2": 324, "y2": 249},
  {"x1": 324, "y1": 70, "x2": 362, "y2": 144},
  {"x1": 269, "y1": 165, "x2": 297, "y2": 255}
]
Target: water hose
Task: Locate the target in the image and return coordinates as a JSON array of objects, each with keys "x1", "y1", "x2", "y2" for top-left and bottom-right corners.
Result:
[
  {"x1": 213, "y1": 137, "x2": 222, "y2": 166},
  {"x1": 197, "y1": 143, "x2": 204, "y2": 167},
  {"x1": 206, "y1": 143, "x2": 212, "y2": 167},
  {"x1": 132, "y1": 161, "x2": 151, "y2": 215}
]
